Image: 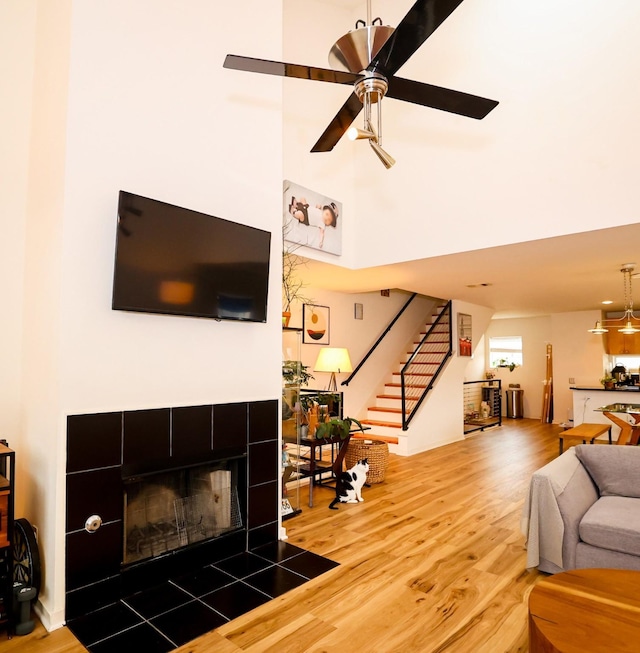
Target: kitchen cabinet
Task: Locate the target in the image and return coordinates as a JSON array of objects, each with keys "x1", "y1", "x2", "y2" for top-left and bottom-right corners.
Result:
[{"x1": 603, "y1": 328, "x2": 640, "y2": 355}]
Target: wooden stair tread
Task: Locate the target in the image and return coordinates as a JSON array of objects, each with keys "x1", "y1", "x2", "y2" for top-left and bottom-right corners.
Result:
[
  {"x1": 351, "y1": 433, "x2": 399, "y2": 444},
  {"x1": 368, "y1": 406, "x2": 408, "y2": 414},
  {"x1": 376, "y1": 394, "x2": 403, "y2": 400},
  {"x1": 386, "y1": 383, "x2": 428, "y2": 389},
  {"x1": 360, "y1": 419, "x2": 402, "y2": 429},
  {"x1": 405, "y1": 356, "x2": 445, "y2": 361}
]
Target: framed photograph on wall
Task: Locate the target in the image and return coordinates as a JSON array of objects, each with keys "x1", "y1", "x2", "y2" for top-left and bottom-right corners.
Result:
[
  {"x1": 457, "y1": 313, "x2": 472, "y2": 356},
  {"x1": 303, "y1": 304, "x2": 330, "y2": 345},
  {"x1": 283, "y1": 180, "x2": 342, "y2": 256}
]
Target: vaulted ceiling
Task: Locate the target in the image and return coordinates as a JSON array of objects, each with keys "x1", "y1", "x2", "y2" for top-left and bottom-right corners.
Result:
[{"x1": 288, "y1": 1, "x2": 640, "y2": 319}]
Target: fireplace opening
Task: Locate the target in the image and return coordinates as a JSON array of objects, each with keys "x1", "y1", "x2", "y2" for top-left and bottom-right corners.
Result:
[{"x1": 123, "y1": 459, "x2": 243, "y2": 566}]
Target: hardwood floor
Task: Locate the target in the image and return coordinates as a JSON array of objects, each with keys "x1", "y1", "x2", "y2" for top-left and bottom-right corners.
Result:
[{"x1": 7, "y1": 419, "x2": 558, "y2": 652}]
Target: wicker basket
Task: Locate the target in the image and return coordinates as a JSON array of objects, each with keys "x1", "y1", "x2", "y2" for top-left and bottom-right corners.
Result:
[{"x1": 345, "y1": 439, "x2": 389, "y2": 484}]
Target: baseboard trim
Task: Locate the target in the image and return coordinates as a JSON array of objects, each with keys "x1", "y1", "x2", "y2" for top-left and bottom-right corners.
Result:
[{"x1": 34, "y1": 600, "x2": 65, "y2": 632}]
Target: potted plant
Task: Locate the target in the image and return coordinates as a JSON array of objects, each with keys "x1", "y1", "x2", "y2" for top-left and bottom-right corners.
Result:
[
  {"x1": 494, "y1": 358, "x2": 519, "y2": 372},
  {"x1": 282, "y1": 360, "x2": 314, "y2": 387},
  {"x1": 315, "y1": 416, "x2": 364, "y2": 441},
  {"x1": 600, "y1": 374, "x2": 616, "y2": 390}
]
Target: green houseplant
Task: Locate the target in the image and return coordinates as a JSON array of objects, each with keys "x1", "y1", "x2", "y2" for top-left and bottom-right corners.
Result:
[
  {"x1": 494, "y1": 358, "x2": 519, "y2": 372},
  {"x1": 600, "y1": 374, "x2": 615, "y2": 390},
  {"x1": 282, "y1": 360, "x2": 314, "y2": 387},
  {"x1": 315, "y1": 416, "x2": 364, "y2": 441}
]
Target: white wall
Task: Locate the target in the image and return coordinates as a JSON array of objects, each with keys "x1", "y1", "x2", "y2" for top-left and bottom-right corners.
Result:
[
  {"x1": 486, "y1": 310, "x2": 605, "y2": 423},
  {"x1": 19, "y1": 1, "x2": 72, "y2": 631},
  {"x1": 279, "y1": 1, "x2": 640, "y2": 272},
  {"x1": 14, "y1": 0, "x2": 284, "y2": 630},
  {"x1": 485, "y1": 316, "x2": 552, "y2": 419},
  {"x1": 348, "y1": 0, "x2": 640, "y2": 269},
  {"x1": 0, "y1": 0, "x2": 36, "y2": 501},
  {"x1": 399, "y1": 300, "x2": 494, "y2": 455},
  {"x1": 550, "y1": 310, "x2": 606, "y2": 424},
  {"x1": 287, "y1": 289, "x2": 437, "y2": 419},
  {"x1": 282, "y1": 0, "x2": 359, "y2": 266}
]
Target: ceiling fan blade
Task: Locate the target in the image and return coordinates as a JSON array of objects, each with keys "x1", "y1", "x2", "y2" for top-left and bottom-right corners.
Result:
[
  {"x1": 369, "y1": 0, "x2": 465, "y2": 77},
  {"x1": 224, "y1": 54, "x2": 360, "y2": 86},
  {"x1": 310, "y1": 93, "x2": 363, "y2": 152},
  {"x1": 387, "y1": 76, "x2": 498, "y2": 119}
]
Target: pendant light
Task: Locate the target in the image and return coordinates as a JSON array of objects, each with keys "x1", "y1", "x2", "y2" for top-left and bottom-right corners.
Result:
[{"x1": 590, "y1": 264, "x2": 640, "y2": 334}]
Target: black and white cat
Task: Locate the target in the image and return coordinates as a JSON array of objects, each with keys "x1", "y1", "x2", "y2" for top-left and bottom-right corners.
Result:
[{"x1": 329, "y1": 458, "x2": 369, "y2": 510}]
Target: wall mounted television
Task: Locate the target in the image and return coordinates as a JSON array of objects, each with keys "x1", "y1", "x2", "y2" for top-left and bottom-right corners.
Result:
[{"x1": 112, "y1": 191, "x2": 271, "y2": 322}]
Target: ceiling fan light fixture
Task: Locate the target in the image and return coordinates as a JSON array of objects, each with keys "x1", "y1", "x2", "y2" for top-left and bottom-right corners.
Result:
[
  {"x1": 347, "y1": 126, "x2": 376, "y2": 141},
  {"x1": 369, "y1": 139, "x2": 395, "y2": 169}
]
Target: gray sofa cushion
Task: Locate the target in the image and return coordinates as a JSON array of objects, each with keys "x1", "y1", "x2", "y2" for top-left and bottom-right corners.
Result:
[
  {"x1": 579, "y1": 496, "x2": 640, "y2": 556},
  {"x1": 575, "y1": 444, "x2": 640, "y2": 498}
]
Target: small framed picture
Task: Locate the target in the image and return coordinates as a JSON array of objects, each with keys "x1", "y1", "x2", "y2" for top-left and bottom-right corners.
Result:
[
  {"x1": 458, "y1": 313, "x2": 472, "y2": 356},
  {"x1": 354, "y1": 303, "x2": 364, "y2": 320},
  {"x1": 303, "y1": 304, "x2": 330, "y2": 345}
]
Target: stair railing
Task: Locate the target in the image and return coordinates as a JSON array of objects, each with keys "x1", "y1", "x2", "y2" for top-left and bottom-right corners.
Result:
[
  {"x1": 342, "y1": 292, "x2": 417, "y2": 387},
  {"x1": 400, "y1": 301, "x2": 452, "y2": 430}
]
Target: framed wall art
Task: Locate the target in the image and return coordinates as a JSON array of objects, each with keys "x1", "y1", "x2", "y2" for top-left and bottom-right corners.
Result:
[
  {"x1": 303, "y1": 304, "x2": 330, "y2": 345},
  {"x1": 457, "y1": 313, "x2": 472, "y2": 356},
  {"x1": 283, "y1": 180, "x2": 342, "y2": 256}
]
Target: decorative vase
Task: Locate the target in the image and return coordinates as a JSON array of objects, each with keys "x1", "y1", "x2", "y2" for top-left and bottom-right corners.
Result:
[{"x1": 282, "y1": 311, "x2": 291, "y2": 327}]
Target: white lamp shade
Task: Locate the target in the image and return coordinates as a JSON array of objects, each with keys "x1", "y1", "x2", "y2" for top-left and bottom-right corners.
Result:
[{"x1": 314, "y1": 347, "x2": 353, "y2": 374}]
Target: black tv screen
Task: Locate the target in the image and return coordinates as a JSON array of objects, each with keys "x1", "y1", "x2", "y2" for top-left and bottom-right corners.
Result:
[{"x1": 112, "y1": 191, "x2": 271, "y2": 322}]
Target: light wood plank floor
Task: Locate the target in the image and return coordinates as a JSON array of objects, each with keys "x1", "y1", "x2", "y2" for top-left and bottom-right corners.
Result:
[{"x1": 6, "y1": 419, "x2": 558, "y2": 652}]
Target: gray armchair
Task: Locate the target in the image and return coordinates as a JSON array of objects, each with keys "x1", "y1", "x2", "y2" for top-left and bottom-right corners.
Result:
[{"x1": 521, "y1": 444, "x2": 640, "y2": 573}]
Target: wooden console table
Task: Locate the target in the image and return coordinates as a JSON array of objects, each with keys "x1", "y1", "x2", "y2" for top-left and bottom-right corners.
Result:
[{"x1": 529, "y1": 568, "x2": 640, "y2": 652}]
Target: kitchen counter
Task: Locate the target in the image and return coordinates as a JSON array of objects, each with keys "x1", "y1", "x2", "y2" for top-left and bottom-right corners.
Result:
[
  {"x1": 570, "y1": 386, "x2": 639, "y2": 391},
  {"x1": 570, "y1": 387, "x2": 640, "y2": 440}
]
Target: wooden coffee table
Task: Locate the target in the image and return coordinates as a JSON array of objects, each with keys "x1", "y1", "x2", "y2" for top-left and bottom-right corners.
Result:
[{"x1": 529, "y1": 568, "x2": 640, "y2": 652}]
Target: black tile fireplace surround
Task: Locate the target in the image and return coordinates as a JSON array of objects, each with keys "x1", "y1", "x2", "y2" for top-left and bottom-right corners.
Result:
[{"x1": 65, "y1": 400, "x2": 282, "y2": 628}]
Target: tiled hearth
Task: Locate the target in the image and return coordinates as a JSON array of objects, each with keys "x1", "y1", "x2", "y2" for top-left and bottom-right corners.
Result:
[
  {"x1": 64, "y1": 400, "x2": 338, "y2": 651},
  {"x1": 67, "y1": 541, "x2": 338, "y2": 652}
]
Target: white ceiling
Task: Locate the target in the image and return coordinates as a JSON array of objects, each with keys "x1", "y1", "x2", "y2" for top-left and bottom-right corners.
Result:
[{"x1": 289, "y1": 0, "x2": 640, "y2": 319}]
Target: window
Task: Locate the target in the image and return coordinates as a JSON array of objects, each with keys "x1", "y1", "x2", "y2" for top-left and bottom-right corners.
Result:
[
  {"x1": 612, "y1": 355, "x2": 640, "y2": 373},
  {"x1": 489, "y1": 336, "x2": 523, "y2": 368}
]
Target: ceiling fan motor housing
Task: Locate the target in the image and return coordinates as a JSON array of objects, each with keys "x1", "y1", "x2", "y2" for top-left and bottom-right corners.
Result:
[
  {"x1": 328, "y1": 25, "x2": 394, "y2": 74},
  {"x1": 354, "y1": 73, "x2": 388, "y2": 103}
]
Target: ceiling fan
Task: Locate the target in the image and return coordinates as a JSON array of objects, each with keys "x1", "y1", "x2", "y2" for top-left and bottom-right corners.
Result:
[{"x1": 224, "y1": 0, "x2": 498, "y2": 168}]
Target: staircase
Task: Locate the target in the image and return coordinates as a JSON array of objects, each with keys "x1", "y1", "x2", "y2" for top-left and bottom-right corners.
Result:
[{"x1": 359, "y1": 302, "x2": 452, "y2": 448}]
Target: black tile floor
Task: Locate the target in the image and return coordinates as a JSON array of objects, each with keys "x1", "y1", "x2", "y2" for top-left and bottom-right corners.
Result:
[{"x1": 66, "y1": 542, "x2": 339, "y2": 652}]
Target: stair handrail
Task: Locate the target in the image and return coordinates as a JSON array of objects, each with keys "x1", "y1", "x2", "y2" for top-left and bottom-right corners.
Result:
[
  {"x1": 342, "y1": 292, "x2": 417, "y2": 387},
  {"x1": 400, "y1": 301, "x2": 453, "y2": 430}
]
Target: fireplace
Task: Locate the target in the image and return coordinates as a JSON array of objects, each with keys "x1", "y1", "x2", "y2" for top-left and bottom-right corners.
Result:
[
  {"x1": 123, "y1": 460, "x2": 242, "y2": 565},
  {"x1": 65, "y1": 400, "x2": 278, "y2": 622}
]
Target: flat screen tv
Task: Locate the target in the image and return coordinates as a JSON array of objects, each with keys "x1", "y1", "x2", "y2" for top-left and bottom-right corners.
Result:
[{"x1": 112, "y1": 191, "x2": 271, "y2": 322}]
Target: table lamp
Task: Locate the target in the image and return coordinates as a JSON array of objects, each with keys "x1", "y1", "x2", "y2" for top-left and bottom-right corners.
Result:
[{"x1": 314, "y1": 347, "x2": 353, "y2": 392}]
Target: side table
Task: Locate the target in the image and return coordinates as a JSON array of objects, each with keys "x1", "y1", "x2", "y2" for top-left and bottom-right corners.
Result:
[{"x1": 529, "y1": 568, "x2": 640, "y2": 652}]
